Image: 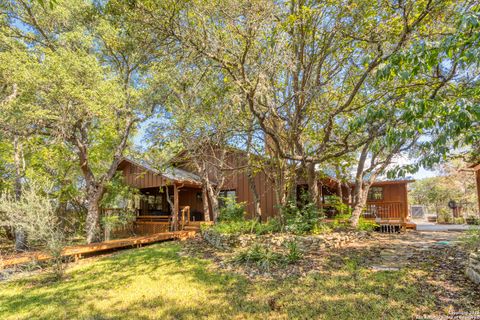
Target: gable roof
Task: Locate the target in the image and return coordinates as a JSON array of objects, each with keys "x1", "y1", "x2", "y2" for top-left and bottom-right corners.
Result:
[{"x1": 118, "y1": 157, "x2": 203, "y2": 186}]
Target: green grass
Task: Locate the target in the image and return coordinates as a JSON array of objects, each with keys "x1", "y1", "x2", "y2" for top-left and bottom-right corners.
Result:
[{"x1": 0, "y1": 242, "x2": 436, "y2": 320}]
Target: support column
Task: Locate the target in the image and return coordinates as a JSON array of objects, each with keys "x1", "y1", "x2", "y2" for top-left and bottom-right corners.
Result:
[{"x1": 173, "y1": 183, "x2": 179, "y2": 231}]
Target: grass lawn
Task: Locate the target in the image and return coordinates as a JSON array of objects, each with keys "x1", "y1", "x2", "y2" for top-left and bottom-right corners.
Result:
[{"x1": 0, "y1": 241, "x2": 438, "y2": 320}]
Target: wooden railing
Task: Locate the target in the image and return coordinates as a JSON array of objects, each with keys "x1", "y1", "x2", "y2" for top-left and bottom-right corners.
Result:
[
  {"x1": 179, "y1": 206, "x2": 191, "y2": 231},
  {"x1": 106, "y1": 206, "x2": 193, "y2": 237},
  {"x1": 363, "y1": 202, "x2": 405, "y2": 221}
]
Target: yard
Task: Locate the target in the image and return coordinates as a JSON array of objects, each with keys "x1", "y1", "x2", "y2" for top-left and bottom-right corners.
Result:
[{"x1": 1, "y1": 231, "x2": 478, "y2": 320}]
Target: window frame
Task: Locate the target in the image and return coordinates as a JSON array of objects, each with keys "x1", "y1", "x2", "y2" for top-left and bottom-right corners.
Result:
[
  {"x1": 367, "y1": 186, "x2": 384, "y2": 201},
  {"x1": 218, "y1": 189, "x2": 237, "y2": 208}
]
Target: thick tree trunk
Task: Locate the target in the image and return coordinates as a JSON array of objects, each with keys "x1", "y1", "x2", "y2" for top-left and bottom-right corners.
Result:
[
  {"x1": 350, "y1": 189, "x2": 369, "y2": 228},
  {"x1": 85, "y1": 186, "x2": 104, "y2": 243},
  {"x1": 201, "y1": 185, "x2": 211, "y2": 222},
  {"x1": 306, "y1": 162, "x2": 321, "y2": 209},
  {"x1": 205, "y1": 181, "x2": 220, "y2": 222}
]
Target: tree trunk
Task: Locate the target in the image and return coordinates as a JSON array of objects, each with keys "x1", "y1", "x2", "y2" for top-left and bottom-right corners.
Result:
[
  {"x1": 165, "y1": 186, "x2": 177, "y2": 231},
  {"x1": 337, "y1": 180, "x2": 344, "y2": 214},
  {"x1": 350, "y1": 188, "x2": 369, "y2": 228},
  {"x1": 306, "y1": 162, "x2": 321, "y2": 208},
  {"x1": 201, "y1": 185, "x2": 211, "y2": 222},
  {"x1": 247, "y1": 170, "x2": 262, "y2": 221},
  {"x1": 13, "y1": 135, "x2": 28, "y2": 252},
  {"x1": 205, "y1": 181, "x2": 220, "y2": 222},
  {"x1": 85, "y1": 186, "x2": 104, "y2": 243}
]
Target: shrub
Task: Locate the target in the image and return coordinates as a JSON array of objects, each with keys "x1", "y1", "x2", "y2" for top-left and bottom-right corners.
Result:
[
  {"x1": 284, "y1": 240, "x2": 303, "y2": 263},
  {"x1": 461, "y1": 228, "x2": 480, "y2": 251},
  {"x1": 437, "y1": 209, "x2": 453, "y2": 224},
  {"x1": 0, "y1": 183, "x2": 66, "y2": 279},
  {"x1": 218, "y1": 198, "x2": 246, "y2": 223},
  {"x1": 358, "y1": 218, "x2": 379, "y2": 232},
  {"x1": 453, "y1": 217, "x2": 465, "y2": 225},
  {"x1": 101, "y1": 209, "x2": 136, "y2": 240},
  {"x1": 234, "y1": 241, "x2": 302, "y2": 272},
  {"x1": 466, "y1": 215, "x2": 480, "y2": 225},
  {"x1": 311, "y1": 223, "x2": 333, "y2": 234},
  {"x1": 208, "y1": 217, "x2": 282, "y2": 235},
  {"x1": 282, "y1": 194, "x2": 323, "y2": 235}
]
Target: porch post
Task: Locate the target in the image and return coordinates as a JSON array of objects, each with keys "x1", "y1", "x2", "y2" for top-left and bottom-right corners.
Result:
[{"x1": 173, "y1": 183, "x2": 179, "y2": 231}]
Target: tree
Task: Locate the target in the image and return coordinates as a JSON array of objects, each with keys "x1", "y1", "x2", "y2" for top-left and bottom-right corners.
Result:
[
  {"x1": 2, "y1": 1, "x2": 167, "y2": 243},
  {"x1": 141, "y1": 0, "x2": 465, "y2": 213}
]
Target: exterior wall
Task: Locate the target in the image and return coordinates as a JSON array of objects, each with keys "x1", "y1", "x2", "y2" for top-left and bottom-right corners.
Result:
[
  {"x1": 367, "y1": 182, "x2": 409, "y2": 219},
  {"x1": 220, "y1": 151, "x2": 279, "y2": 220},
  {"x1": 117, "y1": 157, "x2": 411, "y2": 222},
  {"x1": 117, "y1": 161, "x2": 163, "y2": 189}
]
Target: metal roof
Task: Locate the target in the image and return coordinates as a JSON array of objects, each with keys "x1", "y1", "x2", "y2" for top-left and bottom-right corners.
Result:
[{"x1": 119, "y1": 157, "x2": 203, "y2": 185}]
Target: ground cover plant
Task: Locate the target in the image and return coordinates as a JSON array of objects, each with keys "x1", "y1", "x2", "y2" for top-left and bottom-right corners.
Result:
[{"x1": 1, "y1": 236, "x2": 479, "y2": 320}]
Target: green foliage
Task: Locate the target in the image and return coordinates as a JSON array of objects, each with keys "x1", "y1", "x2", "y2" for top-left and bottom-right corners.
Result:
[
  {"x1": 282, "y1": 193, "x2": 323, "y2": 235},
  {"x1": 0, "y1": 182, "x2": 66, "y2": 278},
  {"x1": 461, "y1": 228, "x2": 480, "y2": 251},
  {"x1": 209, "y1": 218, "x2": 282, "y2": 235},
  {"x1": 234, "y1": 241, "x2": 302, "y2": 272},
  {"x1": 357, "y1": 218, "x2": 379, "y2": 232},
  {"x1": 327, "y1": 214, "x2": 378, "y2": 232},
  {"x1": 218, "y1": 198, "x2": 246, "y2": 223}
]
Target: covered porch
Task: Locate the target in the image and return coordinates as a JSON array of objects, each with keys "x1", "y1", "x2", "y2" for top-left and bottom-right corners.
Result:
[
  {"x1": 299, "y1": 178, "x2": 414, "y2": 229},
  {"x1": 108, "y1": 158, "x2": 212, "y2": 238}
]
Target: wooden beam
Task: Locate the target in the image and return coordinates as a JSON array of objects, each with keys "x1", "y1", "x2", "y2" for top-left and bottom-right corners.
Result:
[{"x1": 173, "y1": 183, "x2": 179, "y2": 231}]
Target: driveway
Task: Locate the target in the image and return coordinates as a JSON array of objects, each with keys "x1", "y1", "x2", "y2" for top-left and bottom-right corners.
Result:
[{"x1": 415, "y1": 222, "x2": 480, "y2": 232}]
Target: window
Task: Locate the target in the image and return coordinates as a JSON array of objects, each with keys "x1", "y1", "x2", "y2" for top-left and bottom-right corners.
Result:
[
  {"x1": 219, "y1": 190, "x2": 237, "y2": 208},
  {"x1": 368, "y1": 187, "x2": 383, "y2": 201}
]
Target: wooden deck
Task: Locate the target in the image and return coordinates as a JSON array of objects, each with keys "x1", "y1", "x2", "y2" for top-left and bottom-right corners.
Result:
[{"x1": 1, "y1": 230, "x2": 196, "y2": 269}]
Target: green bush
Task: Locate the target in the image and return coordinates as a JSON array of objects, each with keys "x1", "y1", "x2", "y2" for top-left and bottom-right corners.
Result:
[
  {"x1": 453, "y1": 217, "x2": 465, "y2": 225},
  {"x1": 209, "y1": 217, "x2": 282, "y2": 235},
  {"x1": 218, "y1": 198, "x2": 246, "y2": 223},
  {"x1": 466, "y1": 216, "x2": 480, "y2": 225},
  {"x1": 437, "y1": 209, "x2": 453, "y2": 224},
  {"x1": 357, "y1": 217, "x2": 379, "y2": 232},
  {"x1": 284, "y1": 240, "x2": 303, "y2": 263},
  {"x1": 282, "y1": 193, "x2": 323, "y2": 235},
  {"x1": 234, "y1": 241, "x2": 302, "y2": 272},
  {"x1": 461, "y1": 228, "x2": 480, "y2": 251}
]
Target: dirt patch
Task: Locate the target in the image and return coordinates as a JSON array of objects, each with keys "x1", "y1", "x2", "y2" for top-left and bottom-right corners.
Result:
[{"x1": 182, "y1": 230, "x2": 480, "y2": 311}]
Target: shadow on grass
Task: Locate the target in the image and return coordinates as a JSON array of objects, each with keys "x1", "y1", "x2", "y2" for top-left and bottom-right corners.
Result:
[{"x1": 0, "y1": 242, "x2": 267, "y2": 319}]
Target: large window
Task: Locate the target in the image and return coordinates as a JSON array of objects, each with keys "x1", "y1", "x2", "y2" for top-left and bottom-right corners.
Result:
[
  {"x1": 219, "y1": 190, "x2": 237, "y2": 208},
  {"x1": 367, "y1": 186, "x2": 383, "y2": 201}
]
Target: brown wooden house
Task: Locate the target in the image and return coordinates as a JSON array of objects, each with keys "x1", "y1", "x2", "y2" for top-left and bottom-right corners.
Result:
[{"x1": 111, "y1": 152, "x2": 415, "y2": 234}]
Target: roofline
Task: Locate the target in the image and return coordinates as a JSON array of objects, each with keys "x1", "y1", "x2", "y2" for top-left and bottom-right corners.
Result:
[
  {"x1": 371, "y1": 179, "x2": 415, "y2": 186},
  {"x1": 118, "y1": 157, "x2": 203, "y2": 187}
]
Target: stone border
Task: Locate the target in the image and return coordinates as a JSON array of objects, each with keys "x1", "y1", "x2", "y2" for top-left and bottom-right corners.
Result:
[
  {"x1": 201, "y1": 227, "x2": 369, "y2": 251},
  {"x1": 466, "y1": 250, "x2": 480, "y2": 285}
]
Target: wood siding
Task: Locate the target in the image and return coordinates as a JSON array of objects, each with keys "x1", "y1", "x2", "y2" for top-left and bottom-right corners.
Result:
[
  {"x1": 117, "y1": 161, "x2": 164, "y2": 189},
  {"x1": 116, "y1": 156, "x2": 411, "y2": 222}
]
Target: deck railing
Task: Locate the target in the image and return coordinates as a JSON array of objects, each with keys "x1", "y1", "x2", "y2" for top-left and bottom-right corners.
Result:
[{"x1": 363, "y1": 202, "x2": 405, "y2": 221}]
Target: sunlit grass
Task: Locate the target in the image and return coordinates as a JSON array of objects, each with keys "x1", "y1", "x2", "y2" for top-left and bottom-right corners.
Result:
[{"x1": 0, "y1": 242, "x2": 437, "y2": 320}]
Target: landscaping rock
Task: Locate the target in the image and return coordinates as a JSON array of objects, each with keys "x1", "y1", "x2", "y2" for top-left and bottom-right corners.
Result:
[{"x1": 466, "y1": 250, "x2": 480, "y2": 285}]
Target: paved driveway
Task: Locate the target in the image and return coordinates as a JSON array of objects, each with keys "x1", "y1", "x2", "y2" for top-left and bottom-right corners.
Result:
[{"x1": 415, "y1": 222, "x2": 480, "y2": 231}]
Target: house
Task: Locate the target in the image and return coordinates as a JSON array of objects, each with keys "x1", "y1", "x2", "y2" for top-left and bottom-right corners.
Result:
[{"x1": 110, "y1": 151, "x2": 415, "y2": 235}]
